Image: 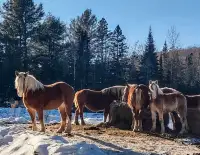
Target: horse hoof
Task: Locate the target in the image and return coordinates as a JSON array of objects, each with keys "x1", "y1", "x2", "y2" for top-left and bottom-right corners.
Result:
[
  {"x1": 74, "y1": 122, "x2": 80, "y2": 125},
  {"x1": 133, "y1": 128, "x2": 138, "y2": 132},
  {"x1": 150, "y1": 128, "x2": 156, "y2": 132},
  {"x1": 40, "y1": 129, "x2": 45, "y2": 132},
  {"x1": 64, "y1": 129, "x2": 71, "y2": 134},
  {"x1": 56, "y1": 129, "x2": 64, "y2": 133},
  {"x1": 32, "y1": 127, "x2": 37, "y2": 131},
  {"x1": 81, "y1": 122, "x2": 86, "y2": 126}
]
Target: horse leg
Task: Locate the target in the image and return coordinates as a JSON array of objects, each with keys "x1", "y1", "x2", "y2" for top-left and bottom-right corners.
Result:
[
  {"x1": 177, "y1": 111, "x2": 188, "y2": 134},
  {"x1": 138, "y1": 110, "x2": 143, "y2": 132},
  {"x1": 74, "y1": 108, "x2": 80, "y2": 125},
  {"x1": 150, "y1": 109, "x2": 157, "y2": 132},
  {"x1": 57, "y1": 104, "x2": 66, "y2": 133},
  {"x1": 158, "y1": 110, "x2": 165, "y2": 134},
  {"x1": 104, "y1": 107, "x2": 110, "y2": 123},
  {"x1": 27, "y1": 108, "x2": 37, "y2": 131},
  {"x1": 37, "y1": 110, "x2": 45, "y2": 132},
  {"x1": 63, "y1": 96, "x2": 73, "y2": 134},
  {"x1": 169, "y1": 112, "x2": 176, "y2": 131},
  {"x1": 79, "y1": 104, "x2": 86, "y2": 125}
]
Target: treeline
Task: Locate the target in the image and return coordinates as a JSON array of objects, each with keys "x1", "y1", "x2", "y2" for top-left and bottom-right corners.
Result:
[{"x1": 0, "y1": 0, "x2": 200, "y2": 106}]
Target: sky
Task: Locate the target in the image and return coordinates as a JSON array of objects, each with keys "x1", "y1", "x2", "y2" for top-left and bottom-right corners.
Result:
[{"x1": 1, "y1": 0, "x2": 200, "y2": 49}]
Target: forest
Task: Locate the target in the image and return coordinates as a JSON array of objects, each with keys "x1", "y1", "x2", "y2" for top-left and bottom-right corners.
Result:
[{"x1": 0, "y1": 0, "x2": 200, "y2": 106}]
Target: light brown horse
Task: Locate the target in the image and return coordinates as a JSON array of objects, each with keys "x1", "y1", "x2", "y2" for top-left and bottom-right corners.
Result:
[
  {"x1": 74, "y1": 86, "x2": 125, "y2": 125},
  {"x1": 149, "y1": 80, "x2": 188, "y2": 134},
  {"x1": 15, "y1": 71, "x2": 75, "y2": 133},
  {"x1": 123, "y1": 84, "x2": 150, "y2": 132}
]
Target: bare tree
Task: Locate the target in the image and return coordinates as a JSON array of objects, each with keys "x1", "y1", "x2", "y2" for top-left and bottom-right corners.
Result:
[{"x1": 167, "y1": 26, "x2": 180, "y2": 50}]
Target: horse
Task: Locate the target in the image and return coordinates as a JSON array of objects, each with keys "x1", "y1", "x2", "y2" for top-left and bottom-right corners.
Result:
[
  {"x1": 160, "y1": 87, "x2": 182, "y2": 132},
  {"x1": 15, "y1": 71, "x2": 75, "y2": 133},
  {"x1": 74, "y1": 86, "x2": 125, "y2": 125},
  {"x1": 149, "y1": 80, "x2": 188, "y2": 134},
  {"x1": 123, "y1": 84, "x2": 150, "y2": 131}
]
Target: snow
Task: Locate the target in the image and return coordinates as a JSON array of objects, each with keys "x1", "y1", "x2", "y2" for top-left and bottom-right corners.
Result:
[
  {"x1": 0, "y1": 108, "x2": 106, "y2": 155},
  {"x1": 0, "y1": 108, "x2": 104, "y2": 125},
  {"x1": 0, "y1": 125, "x2": 106, "y2": 155}
]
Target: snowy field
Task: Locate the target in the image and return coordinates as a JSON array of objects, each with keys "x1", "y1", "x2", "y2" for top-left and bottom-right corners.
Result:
[
  {"x1": 0, "y1": 108, "x2": 108, "y2": 155},
  {"x1": 0, "y1": 108, "x2": 199, "y2": 155}
]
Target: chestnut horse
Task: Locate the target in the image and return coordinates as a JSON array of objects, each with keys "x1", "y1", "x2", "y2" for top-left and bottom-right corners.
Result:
[
  {"x1": 74, "y1": 86, "x2": 125, "y2": 125},
  {"x1": 15, "y1": 71, "x2": 75, "y2": 133},
  {"x1": 123, "y1": 84, "x2": 150, "y2": 131},
  {"x1": 149, "y1": 80, "x2": 188, "y2": 134}
]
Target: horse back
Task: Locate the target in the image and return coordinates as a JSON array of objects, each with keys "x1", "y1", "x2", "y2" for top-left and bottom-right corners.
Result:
[
  {"x1": 159, "y1": 93, "x2": 187, "y2": 112},
  {"x1": 101, "y1": 86, "x2": 125, "y2": 101},
  {"x1": 74, "y1": 89, "x2": 110, "y2": 111},
  {"x1": 24, "y1": 82, "x2": 74, "y2": 110}
]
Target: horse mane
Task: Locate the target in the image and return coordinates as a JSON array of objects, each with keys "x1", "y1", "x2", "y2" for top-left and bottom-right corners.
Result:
[
  {"x1": 149, "y1": 82, "x2": 163, "y2": 99},
  {"x1": 25, "y1": 75, "x2": 44, "y2": 92}
]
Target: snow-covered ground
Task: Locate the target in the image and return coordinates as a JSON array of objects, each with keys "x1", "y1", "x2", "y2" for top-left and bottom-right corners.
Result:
[
  {"x1": 0, "y1": 125, "x2": 107, "y2": 155},
  {"x1": 0, "y1": 108, "x2": 199, "y2": 155},
  {"x1": 0, "y1": 108, "x2": 104, "y2": 125},
  {"x1": 0, "y1": 108, "x2": 107, "y2": 155}
]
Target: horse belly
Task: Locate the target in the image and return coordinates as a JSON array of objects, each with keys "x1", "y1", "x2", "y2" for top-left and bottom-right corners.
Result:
[
  {"x1": 85, "y1": 103, "x2": 105, "y2": 112},
  {"x1": 44, "y1": 100, "x2": 63, "y2": 110},
  {"x1": 163, "y1": 101, "x2": 177, "y2": 113}
]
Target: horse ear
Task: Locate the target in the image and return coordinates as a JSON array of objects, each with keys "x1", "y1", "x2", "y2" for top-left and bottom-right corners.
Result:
[
  {"x1": 149, "y1": 80, "x2": 152, "y2": 85},
  {"x1": 15, "y1": 71, "x2": 19, "y2": 76},
  {"x1": 24, "y1": 71, "x2": 29, "y2": 77},
  {"x1": 155, "y1": 80, "x2": 158, "y2": 85}
]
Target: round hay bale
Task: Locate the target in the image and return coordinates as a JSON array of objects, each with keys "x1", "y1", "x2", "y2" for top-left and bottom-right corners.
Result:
[
  {"x1": 106, "y1": 100, "x2": 171, "y2": 132},
  {"x1": 109, "y1": 100, "x2": 133, "y2": 130}
]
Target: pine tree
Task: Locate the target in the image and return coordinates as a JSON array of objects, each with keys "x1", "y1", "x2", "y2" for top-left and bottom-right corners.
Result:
[
  {"x1": 68, "y1": 9, "x2": 97, "y2": 89},
  {"x1": 0, "y1": 0, "x2": 44, "y2": 70},
  {"x1": 109, "y1": 25, "x2": 128, "y2": 85},
  {"x1": 158, "y1": 53, "x2": 164, "y2": 86},
  {"x1": 94, "y1": 18, "x2": 111, "y2": 88},
  {"x1": 139, "y1": 26, "x2": 158, "y2": 84},
  {"x1": 162, "y1": 40, "x2": 170, "y2": 86}
]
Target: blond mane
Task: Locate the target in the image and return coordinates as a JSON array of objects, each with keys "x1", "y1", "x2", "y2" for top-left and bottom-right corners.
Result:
[
  {"x1": 149, "y1": 82, "x2": 163, "y2": 99},
  {"x1": 15, "y1": 73, "x2": 44, "y2": 97}
]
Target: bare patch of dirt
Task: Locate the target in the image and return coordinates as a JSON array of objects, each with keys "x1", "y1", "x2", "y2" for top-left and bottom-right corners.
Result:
[{"x1": 27, "y1": 123, "x2": 200, "y2": 155}]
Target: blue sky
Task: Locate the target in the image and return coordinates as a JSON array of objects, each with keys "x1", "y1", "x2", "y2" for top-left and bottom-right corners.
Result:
[{"x1": 1, "y1": 0, "x2": 200, "y2": 49}]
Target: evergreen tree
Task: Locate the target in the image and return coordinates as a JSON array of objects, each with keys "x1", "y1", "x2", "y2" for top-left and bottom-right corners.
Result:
[
  {"x1": 32, "y1": 14, "x2": 66, "y2": 83},
  {"x1": 68, "y1": 9, "x2": 97, "y2": 89},
  {"x1": 0, "y1": 0, "x2": 44, "y2": 70},
  {"x1": 0, "y1": 0, "x2": 44, "y2": 103},
  {"x1": 139, "y1": 26, "x2": 158, "y2": 84},
  {"x1": 94, "y1": 18, "x2": 111, "y2": 88},
  {"x1": 109, "y1": 25, "x2": 128, "y2": 85}
]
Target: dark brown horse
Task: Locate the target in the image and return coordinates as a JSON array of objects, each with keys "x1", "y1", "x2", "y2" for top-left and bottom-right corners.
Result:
[
  {"x1": 74, "y1": 86, "x2": 125, "y2": 125},
  {"x1": 15, "y1": 71, "x2": 75, "y2": 133}
]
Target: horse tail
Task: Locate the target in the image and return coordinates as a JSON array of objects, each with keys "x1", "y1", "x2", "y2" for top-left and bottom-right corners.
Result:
[
  {"x1": 74, "y1": 92, "x2": 79, "y2": 108},
  {"x1": 135, "y1": 88, "x2": 142, "y2": 108}
]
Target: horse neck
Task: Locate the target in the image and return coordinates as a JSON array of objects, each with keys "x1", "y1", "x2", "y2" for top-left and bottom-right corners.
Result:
[{"x1": 25, "y1": 75, "x2": 44, "y2": 92}]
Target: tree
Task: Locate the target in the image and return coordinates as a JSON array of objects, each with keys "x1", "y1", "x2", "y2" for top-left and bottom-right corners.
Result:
[
  {"x1": 0, "y1": 0, "x2": 44, "y2": 104},
  {"x1": 68, "y1": 9, "x2": 97, "y2": 90},
  {"x1": 109, "y1": 25, "x2": 128, "y2": 85},
  {"x1": 167, "y1": 26, "x2": 180, "y2": 50},
  {"x1": 32, "y1": 14, "x2": 66, "y2": 83},
  {"x1": 93, "y1": 18, "x2": 111, "y2": 88},
  {"x1": 139, "y1": 26, "x2": 158, "y2": 84}
]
